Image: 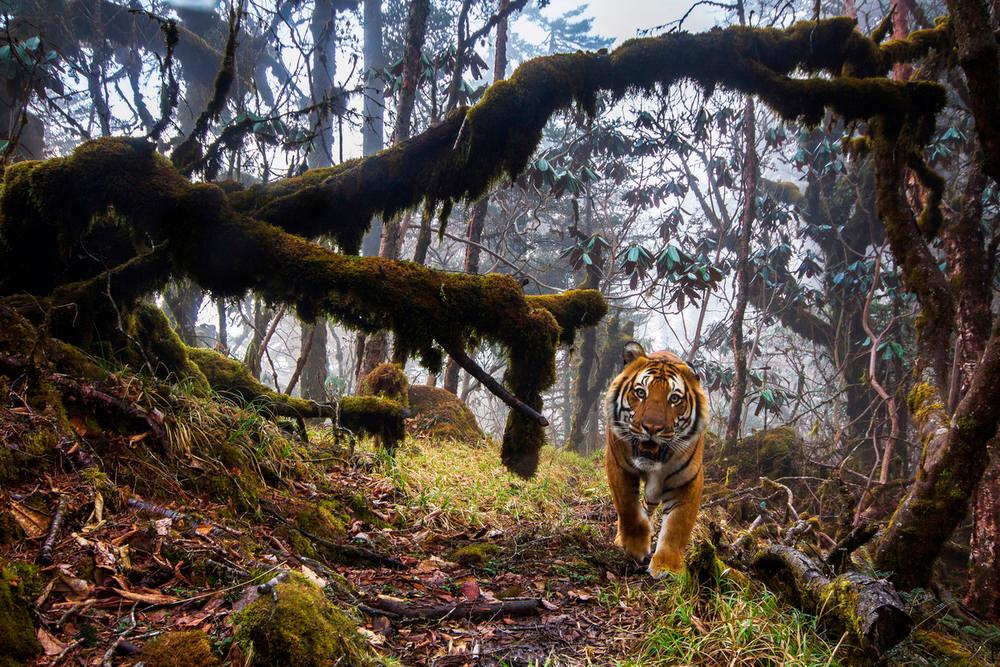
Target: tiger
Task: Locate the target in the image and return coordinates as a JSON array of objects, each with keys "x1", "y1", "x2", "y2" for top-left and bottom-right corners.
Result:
[{"x1": 604, "y1": 340, "x2": 709, "y2": 578}]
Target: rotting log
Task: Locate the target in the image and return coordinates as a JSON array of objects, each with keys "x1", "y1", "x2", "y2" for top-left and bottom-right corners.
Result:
[
  {"x1": 690, "y1": 533, "x2": 912, "y2": 657},
  {"x1": 751, "y1": 545, "x2": 912, "y2": 656}
]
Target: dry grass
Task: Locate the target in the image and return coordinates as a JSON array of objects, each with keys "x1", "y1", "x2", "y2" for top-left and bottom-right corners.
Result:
[{"x1": 364, "y1": 438, "x2": 605, "y2": 530}]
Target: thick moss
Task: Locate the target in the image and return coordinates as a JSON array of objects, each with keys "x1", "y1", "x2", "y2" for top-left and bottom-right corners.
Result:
[
  {"x1": 406, "y1": 384, "x2": 484, "y2": 443},
  {"x1": 728, "y1": 426, "x2": 803, "y2": 481},
  {"x1": 0, "y1": 562, "x2": 42, "y2": 667},
  {"x1": 907, "y1": 381, "x2": 943, "y2": 426},
  {"x1": 140, "y1": 630, "x2": 220, "y2": 667},
  {"x1": 908, "y1": 629, "x2": 987, "y2": 667},
  {"x1": 188, "y1": 346, "x2": 315, "y2": 418},
  {"x1": 234, "y1": 572, "x2": 379, "y2": 667},
  {"x1": 338, "y1": 396, "x2": 405, "y2": 450},
  {"x1": 684, "y1": 539, "x2": 725, "y2": 592},
  {"x1": 0, "y1": 511, "x2": 25, "y2": 545},
  {"x1": 295, "y1": 501, "x2": 349, "y2": 542},
  {"x1": 359, "y1": 363, "x2": 409, "y2": 406},
  {"x1": 525, "y1": 289, "x2": 608, "y2": 345},
  {"x1": 450, "y1": 542, "x2": 501, "y2": 567}
]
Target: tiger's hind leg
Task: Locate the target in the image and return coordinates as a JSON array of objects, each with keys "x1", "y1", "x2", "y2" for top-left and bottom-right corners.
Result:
[
  {"x1": 606, "y1": 445, "x2": 650, "y2": 560},
  {"x1": 648, "y1": 467, "x2": 703, "y2": 578}
]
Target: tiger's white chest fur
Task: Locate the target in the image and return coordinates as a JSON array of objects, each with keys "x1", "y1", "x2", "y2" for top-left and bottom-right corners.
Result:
[{"x1": 630, "y1": 444, "x2": 699, "y2": 506}]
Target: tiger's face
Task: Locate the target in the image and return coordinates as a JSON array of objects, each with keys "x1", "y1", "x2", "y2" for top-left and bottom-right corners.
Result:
[{"x1": 605, "y1": 341, "x2": 707, "y2": 463}]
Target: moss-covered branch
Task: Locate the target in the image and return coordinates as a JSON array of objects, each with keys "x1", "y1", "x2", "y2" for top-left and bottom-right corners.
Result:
[
  {"x1": 226, "y1": 17, "x2": 948, "y2": 253},
  {"x1": 0, "y1": 16, "x2": 954, "y2": 477},
  {"x1": 0, "y1": 139, "x2": 604, "y2": 475},
  {"x1": 187, "y1": 346, "x2": 406, "y2": 448}
]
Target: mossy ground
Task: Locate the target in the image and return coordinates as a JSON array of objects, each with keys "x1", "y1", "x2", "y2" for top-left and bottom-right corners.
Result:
[
  {"x1": 2, "y1": 378, "x2": 996, "y2": 667},
  {"x1": 406, "y1": 384, "x2": 484, "y2": 444}
]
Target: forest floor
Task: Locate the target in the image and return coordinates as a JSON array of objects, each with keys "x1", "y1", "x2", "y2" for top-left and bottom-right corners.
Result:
[{"x1": 3, "y1": 407, "x2": 1000, "y2": 666}]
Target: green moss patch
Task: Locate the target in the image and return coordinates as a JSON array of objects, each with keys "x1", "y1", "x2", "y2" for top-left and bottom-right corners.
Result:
[
  {"x1": 406, "y1": 384, "x2": 484, "y2": 443},
  {"x1": 234, "y1": 572, "x2": 379, "y2": 667},
  {"x1": 0, "y1": 562, "x2": 43, "y2": 667},
  {"x1": 140, "y1": 630, "x2": 220, "y2": 667},
  {"x1": 450, "y1": 542, "x2": 501, "y2": 568},
  {"x1": 359, "y1": 363, "x2": 409, "y2": 406}
]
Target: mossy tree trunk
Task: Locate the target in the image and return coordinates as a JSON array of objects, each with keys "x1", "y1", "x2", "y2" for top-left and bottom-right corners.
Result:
[{"x1": 870, "y1": 0, "x2": 1000, "y2": 590}]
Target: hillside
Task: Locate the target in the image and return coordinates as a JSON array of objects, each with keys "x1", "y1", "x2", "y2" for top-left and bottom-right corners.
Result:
[{"x1": 3, "y1": 381, "x2": 997, "y2": 666}]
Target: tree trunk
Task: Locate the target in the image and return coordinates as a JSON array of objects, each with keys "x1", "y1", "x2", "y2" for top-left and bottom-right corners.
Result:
[
  {"x1": 300, "y1": 321, "x2": 329, "y2": 401},
  {"x1": 967, "y1": 436, "x2": 1000, "y2": 621},
  {"x1": 243, "y1": 297, "x2": 276, "y2": 379},
  {"x1": 724, "y1": 96, "x2": 757, "y2": 454},
  {"x1": 875, "y1": 322, "x2": 1000, "y2": 588},
  {"x1": 216, "y1": 299, "x2": 228, "y2": 352},
  {"x1": 359, "y1": 0, "x2": 431, "y2": 378},
  {"x1": 162, "y1": 280, "x2": 203, "y2": 346},
  {"x1": 307, "y1": 0, "x2": 338, "y2": 169},
  {"x1": 359, "y1": 0, "x2": 386, "y2": 258}
]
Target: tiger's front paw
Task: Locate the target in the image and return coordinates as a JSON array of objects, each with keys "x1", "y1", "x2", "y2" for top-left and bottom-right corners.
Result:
[
  {"x1": 648, "y1": 548, "x2": 683, "y2": 579},
  {"x1": 614, "y1": 517, "x2": 651, "y2": 561}
]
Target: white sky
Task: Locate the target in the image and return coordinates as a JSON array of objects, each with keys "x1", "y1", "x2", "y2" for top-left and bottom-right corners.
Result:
[{"x1": 533, "y1": 0, "x2": 723, "y2": 44}]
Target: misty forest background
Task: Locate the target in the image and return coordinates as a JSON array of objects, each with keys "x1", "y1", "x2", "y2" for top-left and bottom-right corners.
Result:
[{"x1": 1, "y1": 0, "x2": 1000, "y2": 665}]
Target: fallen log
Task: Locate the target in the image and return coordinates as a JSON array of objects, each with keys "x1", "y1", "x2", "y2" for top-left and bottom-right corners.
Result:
[
  {"x1": 365, "y1": 595, "x2": 541, "y2": 621},
  {"x1": 750, "y1": 544, "x2": 912, "y2": 656}
]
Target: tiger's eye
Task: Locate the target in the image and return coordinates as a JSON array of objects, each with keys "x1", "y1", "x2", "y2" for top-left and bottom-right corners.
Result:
[
  {"x1": 634, "y1": 387, "x2": 647, "y2": 399},
  {"x1": 669, "y1": 393, "x2": 682, "y2": 404}
]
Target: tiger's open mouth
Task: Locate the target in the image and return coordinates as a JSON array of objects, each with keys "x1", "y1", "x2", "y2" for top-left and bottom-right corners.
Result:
[{"x1": 631, "y1": 440, "x2": 670, "y2": 462}]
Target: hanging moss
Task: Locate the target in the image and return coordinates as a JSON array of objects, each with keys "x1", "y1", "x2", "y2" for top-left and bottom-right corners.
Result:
[
  {"x1": 0, "y1": 562, "x2": 42, "y2": 667},
  {"x1": 216, "y1": 18, "x2": 947, "y2": 254},
  {"x1": 140, "y1": 630, "x2": 220, "y2": 667},
  {"x1": 338, "y1": 396, "x2": 405, "y2": 450},
  {"x1": 359, "y1": 363, "x2": 409, "y2": 406},
  {"x1": 234, "y1": 572, "x2": 379, "y2": 667}
]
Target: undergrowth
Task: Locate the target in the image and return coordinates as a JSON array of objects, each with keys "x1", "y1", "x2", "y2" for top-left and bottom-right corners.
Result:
[
  {"x1": 359, "y1": 436, "x2": 844, "y2": 666},
  {"x1": 616, "y1": 570, "x2": 843, "y2": 666},
  {"x1": 363, "y1": 437, "x2": 605, "y2": 530}
]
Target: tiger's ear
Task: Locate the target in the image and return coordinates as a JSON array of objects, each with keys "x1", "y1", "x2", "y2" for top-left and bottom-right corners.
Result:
[{"x1": 623, "y1": 341, "x2": 646, "y2": 367}]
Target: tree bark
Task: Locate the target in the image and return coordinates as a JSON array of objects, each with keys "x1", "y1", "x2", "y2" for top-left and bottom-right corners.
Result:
[
  {"x1": 875, "y1": 318, "x2": 1000, "y2": 589},
  {"x1": 724, "y1": 97, "x2": 757, "y2": 454},
  {"x1": 359, "y1": 0, "x2": 386, "y2": 258},
  {"x1": 945, "y1": 0, "x2": 1000, "y2": 186},
  {"x1": 307, "y1": 0, "x2": 338, "y2": 169},
  {"x1": 751, "y1": 545, "x2": 911, "y2": 656},
  {"x1": 163, "y1": 280, "x2": 203, "y2": 346},
  {"x1": 300, "y1": 321, "x2": 329, "y2": 401},
  {"x1": 967, "y1": 436, "x2": 1000, "y2": 621}
]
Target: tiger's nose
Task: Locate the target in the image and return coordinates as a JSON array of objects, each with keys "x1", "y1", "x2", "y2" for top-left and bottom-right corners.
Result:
[{"x1": 640, "y1": 421, "x2": 669, "y2": 437}]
